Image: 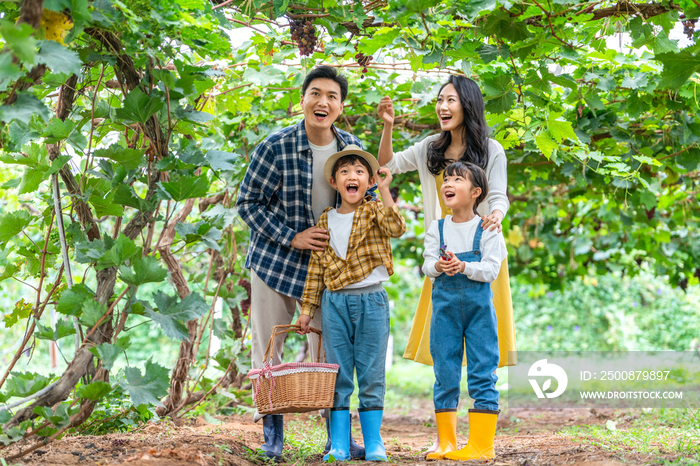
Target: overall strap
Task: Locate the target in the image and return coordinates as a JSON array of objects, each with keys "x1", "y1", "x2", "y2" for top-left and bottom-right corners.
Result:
[
  {"x1": 472, "y1": 220, "x2": 484, "y2": 252},
  {"x1": 438, "y1": 219, "x2": 445, "y2": 249}
]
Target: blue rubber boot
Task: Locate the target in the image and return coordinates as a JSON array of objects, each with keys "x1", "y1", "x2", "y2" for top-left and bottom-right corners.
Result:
[
  {"x1": 323, "y1": 409, "x2": 351, "y2": 462},
  {"x1": 259, "y1": 414, "x2": 284, "y2": 462},
  {"x1": 359, "y1": 410, "x2": 387, "y2": 461},
  {"x1": 324, "y1": 412, "x2": 365, "y2": 460}
]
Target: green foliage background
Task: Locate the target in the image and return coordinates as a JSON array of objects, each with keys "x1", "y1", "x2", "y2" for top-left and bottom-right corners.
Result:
[{"x1": 0, "y1": 0, "x2": 698, "y2": 453}]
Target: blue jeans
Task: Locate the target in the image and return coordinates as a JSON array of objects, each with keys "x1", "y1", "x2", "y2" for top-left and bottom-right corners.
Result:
[
  {"x1": 429, "y1": 220, "x2": 499, "y2": 412},
  {"x1": 321, "y1": 283, "x2": 390, "y2": 410}
]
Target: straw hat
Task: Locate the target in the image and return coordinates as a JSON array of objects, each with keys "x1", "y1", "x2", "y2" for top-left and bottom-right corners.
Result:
[{"x1": 323, "y1": 144, "x2": 380, "y2": 186}]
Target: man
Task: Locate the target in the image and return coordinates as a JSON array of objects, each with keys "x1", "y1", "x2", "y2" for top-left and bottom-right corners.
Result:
[{"x1": 236, "y1": 66, "x2": 366, "y2": 461}]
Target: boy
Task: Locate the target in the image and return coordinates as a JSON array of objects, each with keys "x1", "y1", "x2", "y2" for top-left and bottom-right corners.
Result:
[
  {"x1": 422, "y1": 161, "x2": 507, "y2": 461},
  {"x1": 296, "y1": 145, "x2": 406, "y2": 462}
]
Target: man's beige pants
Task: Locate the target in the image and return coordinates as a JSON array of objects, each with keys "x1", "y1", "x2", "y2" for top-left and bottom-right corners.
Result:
[{"x1": 250, "y1": 270, "x2": 323, "y2": 370}]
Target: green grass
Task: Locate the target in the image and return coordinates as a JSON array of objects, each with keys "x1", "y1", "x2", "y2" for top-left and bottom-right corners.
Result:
[{"x1": 559, "y1": 408, "x2": 700, "y2": 463}]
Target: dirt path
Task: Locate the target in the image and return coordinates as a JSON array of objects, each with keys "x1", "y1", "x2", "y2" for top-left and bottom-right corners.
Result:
[{"x1": 2, "y1": 403, "x2": 683, "y2": 466}]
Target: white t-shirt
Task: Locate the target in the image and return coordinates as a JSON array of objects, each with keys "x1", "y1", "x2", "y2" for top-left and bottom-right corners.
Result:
[
  {"x1": 327, "y1": 209, "x2": 390, "y2": 289},
  {"x1": 310, "y1": 140, "x2": 338, "y2": 222},
  {"x1": 422, "y1": 215, "x2": 507, "y2": 283}
]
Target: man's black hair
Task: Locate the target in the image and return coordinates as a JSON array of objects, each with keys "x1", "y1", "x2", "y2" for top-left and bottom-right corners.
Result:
[
  {"x1": 444, "y1": 161, "x2": 489, "y2": 214},
  {"x1": 331, "y1": 155, "x2": 373, "y2": 181},
  {"x1": 302, "y1": 66, "x2": 349, "y2": 102}
]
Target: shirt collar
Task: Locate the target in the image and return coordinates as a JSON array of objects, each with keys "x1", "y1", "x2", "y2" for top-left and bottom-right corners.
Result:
[{"x1": 297, "y1": 119, "x2": 351, "y2": 153}]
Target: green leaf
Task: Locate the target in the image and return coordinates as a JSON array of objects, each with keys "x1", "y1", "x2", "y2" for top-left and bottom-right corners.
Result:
[
  {"x1": 548, "y1": 118, "x2": 577, "y2": 143},
  {"x1": 95, "y1": 233, "x2": 141, "y2": 270},
  {"x1": 483, "y1": 75, "x2": 515, "y2": 114},
  {"x1": 119, "y1": 359, "x2": 170, "y2": 407},
  {"x1": 175, "y1": 221, "x2": 222, "y2": 250},
  {"x1": 204, "y1": 412, "x2": 223, "y2": 425},
  {"x1": 119, "y1": 256, "x2": 167, "y2": 286},
  {"x1": 242, "y1": 66, "x2": 286, "y2": 86},
  {"x1": 3, "y1": 298, "x2": 32, "y2": 328},
  {"x1": 0, "y1": 93, "x2": 50, "y2": 125},
  {"x1": 535, "y1": 132, "x2": 557, "y2": 159},
  {"x1": 80, "y1": 299, "x2": 108, "y2": 327},
  {"x1": 206, "y1": 150, "x2": 238, "y2": 171},
  {"x1": 656, "y1": 50, "x2": 700, "y2": 89},
  {"x1": 93, "y1": 145, "x2": 145, "y2": 171},
  {"x1": 89, "y1": 343, "x2": 122, "y2": 370},
  {"x1": 0, "y1": 53, "x2": 24, "y2": 92},
  {"x1": 56, "y1": 283, "x2": 95, "y2": 317},
  {"x1": 35, "y1": 318, "x2": 76, "y2": 341},
  {"x1": 145, "y1": 291, "x2": 209, "y2": 341},
  {"x1": 621, "y1": 73, "x2": 648, "y2": 90},
  {"x1": 0, "y1": 210, "x2": 32, "y2": 243},
  {"x1": 18, "y1": 167, "x2": 45, "y2": 194},
  {"x1": 160, "y1": 175, "x2": 210, "y2": 201},
  {"x1": 76, "y1": 381, "x2": 112, "y2": 401},
  {"x1": 33, "y1": 403, "x2": 76, "y2": 428},
  {"x1": 0, "y1": 20, "x2": 36, "y2": 64},
  {"x1": 35, "y1": 40, "x2": 82, "y2": 75},
  {"x1": 113, "y1": 184, "x2": 155, "y2": 212},
  {"x1": 115, "y1": 88, "x2": 165, "y2": 124},
  {"x1": 5, "y1": 372, "x2": 49, "y2": 397}
]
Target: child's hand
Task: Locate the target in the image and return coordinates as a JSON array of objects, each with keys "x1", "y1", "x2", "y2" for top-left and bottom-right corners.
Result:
[
  {"x1": 435, "y1": 257, "x2": 450, "y2": 274},
  {"x1": 376, "y1": 167, "x2": 393, "y2": 190},
  {"x1": 441, "y1": 251, "x2": 465, "y2": 276},
  {"x1": 295, "y1": 314, "x2": 311, "y2": 334}
]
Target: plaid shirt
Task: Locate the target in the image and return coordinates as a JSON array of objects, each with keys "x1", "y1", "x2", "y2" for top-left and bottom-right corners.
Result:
[
  {"x1": 300, "y1": 197, "x2": 406, "y2": 318},
  {"x1": 236, "y1": 120, "x2": 364, "y2": 300}
]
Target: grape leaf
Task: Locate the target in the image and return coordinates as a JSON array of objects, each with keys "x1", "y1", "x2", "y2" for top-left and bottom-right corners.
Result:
[
  {"x1": 119, "y1": 359, "x2": 170, "y2": 407},
  {"x1": 119, "y1": 256, "x2": 167, "y2": 286},
  {"x1": 160, "y1": 175, "x2": 209, "y2": 201},
  {"x1": 89, "y1": 343, "x2": 122, "y2": 370},
  {"x1": 35, "y1": 318, "x2": 77, "y2": 341},
  {"x1": 76, "y1": 381, "x2": 113, "y2": 401},
  {"x1": 56, "y1": 283, "x2": 95, "y2": 317},
  {"x1": 145, "y1": 291, "x2": 209, "y2": 341}
]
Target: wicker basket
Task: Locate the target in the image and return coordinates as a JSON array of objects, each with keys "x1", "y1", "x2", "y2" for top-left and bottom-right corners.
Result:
[{"x1": 248, "y1": 324, "x2": 339, "y2": 415}]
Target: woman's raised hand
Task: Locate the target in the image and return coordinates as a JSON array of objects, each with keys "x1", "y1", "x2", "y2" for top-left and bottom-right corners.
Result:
[{"x1": 377, "y1": 96, "x2": 395, "y2": 126}]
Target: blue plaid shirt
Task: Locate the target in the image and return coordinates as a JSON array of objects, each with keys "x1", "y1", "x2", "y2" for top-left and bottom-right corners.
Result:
[{"x1": 236, "y1": 120, "x2": 364, "y2": 300}]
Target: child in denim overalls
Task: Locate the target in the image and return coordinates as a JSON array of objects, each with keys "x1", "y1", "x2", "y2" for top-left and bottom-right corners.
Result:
[{"x1": 421, "y1": 161, "x2": 507, "y2": 461}]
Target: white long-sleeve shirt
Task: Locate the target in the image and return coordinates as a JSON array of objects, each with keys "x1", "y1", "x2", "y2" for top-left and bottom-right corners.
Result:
[
  {"x1": 384, "y1": 135, "x2": 510, "y2": 233},
  {"x1": 422, "y1": 215, "x2": 508, "y2": 283}
]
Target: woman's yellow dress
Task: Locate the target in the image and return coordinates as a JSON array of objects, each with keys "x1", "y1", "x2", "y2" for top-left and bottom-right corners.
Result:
[{"x1": 402, "y1": 173, "x2": 517, "y2": 368}]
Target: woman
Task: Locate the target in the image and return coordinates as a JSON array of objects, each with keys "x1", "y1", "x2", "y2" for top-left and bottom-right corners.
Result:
[{"x1": 377, "y1": 75, "x2": 516, "y2": 453}]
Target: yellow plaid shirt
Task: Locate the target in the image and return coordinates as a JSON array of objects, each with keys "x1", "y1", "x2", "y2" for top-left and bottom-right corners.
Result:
[{"x1": 300, "y1": 197, "x2": 406, "y2": 318}]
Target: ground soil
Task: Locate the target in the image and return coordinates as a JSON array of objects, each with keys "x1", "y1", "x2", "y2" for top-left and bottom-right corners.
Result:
[{"x1": 1, "y1": 402, "x2": 685, "y2": 466}]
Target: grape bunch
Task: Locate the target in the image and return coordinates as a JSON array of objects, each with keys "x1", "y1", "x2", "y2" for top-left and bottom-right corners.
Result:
[
  {"x1": 355, "y1": 50, "x2": 372, "y2": 75},
  {"x1": 290, "y1": 19, "x2": 318, "y2": 56},
  {"x1": 681, "y1": 14, "x2": 697, "y2": 40},
  {"x1": 238, "y1": 277, "x2": 251, "y2": 317}
]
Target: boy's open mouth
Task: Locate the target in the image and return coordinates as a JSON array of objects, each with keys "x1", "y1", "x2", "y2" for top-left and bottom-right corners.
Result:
[
  {"x1": 314, "y1": 110, "x2": 328, "y2": 118},
  {"x1": 346, "y1": 183, "x2": 359, "y2": 194}
]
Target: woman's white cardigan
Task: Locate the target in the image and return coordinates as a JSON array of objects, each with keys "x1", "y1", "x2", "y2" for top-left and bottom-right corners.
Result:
[{"x1": 384, "y1": 134, "x2": 510, "y2": 232}]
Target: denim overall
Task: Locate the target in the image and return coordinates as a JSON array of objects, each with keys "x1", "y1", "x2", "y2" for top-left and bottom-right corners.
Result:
[{"x1": 430, "y1": 219, "x2": 500, "y2": 412}]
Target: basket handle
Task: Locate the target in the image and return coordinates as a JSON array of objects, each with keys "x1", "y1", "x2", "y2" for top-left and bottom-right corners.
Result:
[{"x1": 262, "y1": 324, "x2": 326, "y2": 365}]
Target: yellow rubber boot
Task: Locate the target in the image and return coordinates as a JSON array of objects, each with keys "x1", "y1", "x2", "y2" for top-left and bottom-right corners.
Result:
[
  {"x1": 426, "y1": 411, "x2": 457, "y2": 460},
  {"x1": 444, "y1": 410, "x2": 498, "y2": 461}
]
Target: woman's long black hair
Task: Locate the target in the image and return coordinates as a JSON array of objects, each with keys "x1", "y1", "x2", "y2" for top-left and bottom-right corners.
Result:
[{"x1": 427, "y1": 75, "x2": 490, "y2": 176}]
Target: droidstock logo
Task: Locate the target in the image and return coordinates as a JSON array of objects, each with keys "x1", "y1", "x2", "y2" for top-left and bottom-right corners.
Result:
[{"x1": 528, "y1": 359, "x2": 568, "y2": 399}]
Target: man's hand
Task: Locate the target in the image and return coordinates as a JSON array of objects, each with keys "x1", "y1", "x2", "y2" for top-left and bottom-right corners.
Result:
[
  {"x1": 377, "y1": 97, "x2": 395, "y2": 126},
  {"x1": 295, "y1": 314, "x2": 311, "y2": 334},
  {"x1": 481, "y1": 210, "x2": 504, "y2": 233},
  {"x1": 291, "y1": 227, "x2": 329, "y2": 251}
]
